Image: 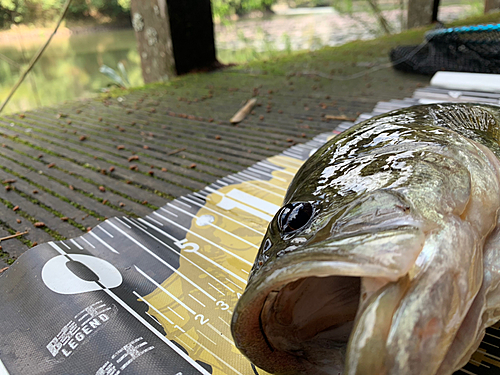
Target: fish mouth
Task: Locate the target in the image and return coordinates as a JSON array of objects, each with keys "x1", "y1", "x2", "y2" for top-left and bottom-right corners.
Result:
[
  {"x1": 232, "y1": 225, "x2": 424, "y2": 374},
  {"x1": 261, "y1": 275, "x2": 361, "y2": 359},
  {"x1": 231, "y1": 254, "x2": 375, "y2": 374}
]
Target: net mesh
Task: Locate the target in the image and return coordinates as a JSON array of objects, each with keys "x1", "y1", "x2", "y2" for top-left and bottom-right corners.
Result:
[{"x1": 390, "y1": 24, "x2": 500, "y2": 75}]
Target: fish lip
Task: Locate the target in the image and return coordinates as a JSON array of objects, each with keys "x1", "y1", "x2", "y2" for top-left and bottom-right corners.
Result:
[
  {"x1": 251, "y1": 222, "x2": 424, "y2": 283},
  {"x1": 231, "y1": 253, "x2": 402, "y2": 374},
  {"x1": 330, "y1": 217, "x2": 424, "y2": 237}
]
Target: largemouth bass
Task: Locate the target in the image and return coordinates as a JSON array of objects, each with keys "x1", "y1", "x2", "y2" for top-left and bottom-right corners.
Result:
[{"x1": 231, "y1": 103, "x2": 500, "y2": 375}]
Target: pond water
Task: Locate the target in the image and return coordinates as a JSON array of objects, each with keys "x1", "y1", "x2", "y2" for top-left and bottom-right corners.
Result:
[
  {"x1": 0, "y1": 29, "x2": 143, "y2": 115},
  {"x1": 0, "y1": 4, "x2": 474, "y2": 115}
]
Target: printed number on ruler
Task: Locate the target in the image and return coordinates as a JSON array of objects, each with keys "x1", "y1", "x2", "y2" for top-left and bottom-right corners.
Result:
[
  {"x1": 174, "y1": 239, "x2": 199, "y2": 253},
  {"x1": 195, "y1": 314, "x2": 209, "y2": 325},
  {"x1": 216, "y1": 301, "x2": 229, "y2": 310}
]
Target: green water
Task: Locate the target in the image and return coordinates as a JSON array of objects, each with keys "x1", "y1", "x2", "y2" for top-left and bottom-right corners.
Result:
[
  {"x1": 0, "y1": 27, "x2": 296, "y2": 115},
  {"x1": 0, "y1": 29, "x2": 143, "y2": 115}
]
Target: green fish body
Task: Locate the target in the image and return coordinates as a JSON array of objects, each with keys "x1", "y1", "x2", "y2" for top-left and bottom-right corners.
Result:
[{"x1": 231, "y1": 103, "x2": 500, "y2": 375}]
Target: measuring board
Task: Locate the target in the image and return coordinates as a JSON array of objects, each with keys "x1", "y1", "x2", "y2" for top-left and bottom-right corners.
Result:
[
  {"x1": 0, "y1": 128, "x2": 336, "y2": 375},
  {"x1": 0, "y1": 123, "x2": 499, "y2": 375}
]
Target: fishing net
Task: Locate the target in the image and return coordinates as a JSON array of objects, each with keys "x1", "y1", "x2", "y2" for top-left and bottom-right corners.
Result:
[{"x1": 390, "y1": 24, "x2": 500, "y2": 75}]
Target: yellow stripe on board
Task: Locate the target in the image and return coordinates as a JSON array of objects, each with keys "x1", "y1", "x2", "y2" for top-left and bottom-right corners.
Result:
[
  {"x1": 143, "y1": 156, "x2": 301, "y2": 374},
  {"x1": 141, "y1": 152, "x2": 500, "y2": 375}
]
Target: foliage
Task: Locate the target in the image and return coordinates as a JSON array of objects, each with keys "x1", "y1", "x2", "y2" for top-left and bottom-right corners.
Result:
[
  {"x1": 99, "y1": 62, "x2": 130, "y2": 89},
  {"x1": 211, "y1": 0, "x2": 277, "y2": 20},
  {"x1": 117, "y1": 0, "x2": 130, "y2": 11},
  {"x1": 331, "y1": 0, "x2": 395, "y2": 34},
  {"x1": 2, "y1": 0, "x2": 282, "y2": 28},
  {"x1": 285, "y1": 0, "x2": 332, "y2": 7},
  {"x1": 0, "y1": 0, "x2": 130, "y2": 28},
  {"x1": 331, "y1": 0, "x2": 353, "y2": 13}
]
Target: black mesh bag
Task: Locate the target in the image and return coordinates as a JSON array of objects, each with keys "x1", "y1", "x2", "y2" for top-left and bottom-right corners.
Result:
[{"x1": 391, "y1": 24, "x2": 500, "y2": 75}]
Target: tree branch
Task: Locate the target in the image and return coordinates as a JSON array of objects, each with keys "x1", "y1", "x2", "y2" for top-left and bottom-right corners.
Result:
[
  {"x1": 0, "y1": 0, "x2": 73, "y2": 114},
  {"x1": 366, "y1": 0, "x2": 392, "y2": 34}
]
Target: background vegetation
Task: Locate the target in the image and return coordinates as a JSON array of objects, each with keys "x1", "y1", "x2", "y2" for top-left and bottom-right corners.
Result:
[
  {"x1": 0, "y1": 1, "x2": 479, "y2": 34},
  {"x1": 0, "y1": 0, "x2": 289, "y2": 29},
  {"x1": 0, "y1": 0, "x2": 131, "y2": 28}
]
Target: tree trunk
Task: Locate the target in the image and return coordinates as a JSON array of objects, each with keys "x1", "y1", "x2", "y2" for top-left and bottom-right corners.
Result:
[
  {"x1": 485, "y1": 0, "x2": 500, "y2": 13},
  {"x1": 407, "y1": 0, "x2": 434, "y2": 29},
  {"x1": 431, "y1": 0, "x2": 440, "y2": 22},
  {"x1": 167, "y1": 0, "x2": 218, "y2": 75},
  {"x1": 130, "y1": 0, "x2": 218, "y2": 83}
]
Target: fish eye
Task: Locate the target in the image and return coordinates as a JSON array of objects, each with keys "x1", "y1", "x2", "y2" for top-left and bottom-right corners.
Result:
[{"x1": 278, "y1": 202, "x2": 313, "y2": 234}]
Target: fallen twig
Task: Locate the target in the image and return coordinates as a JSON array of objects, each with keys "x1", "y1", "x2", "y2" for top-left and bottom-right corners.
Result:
[
  {"x1": 0, "y1": 230, "x2": 29, "y2": 242},
  {"x1": 0, "y1": 267, "x2": 8, "y2": 274},
  {"x1": 325, "y1": 114, "x2": 357, "y2": 122},
  {"x1": 167, "y1": 147, "x2": 186, "y2": 156},
  {"x1": 230, "y1": 98, "x2": 257, "y2": 124}
]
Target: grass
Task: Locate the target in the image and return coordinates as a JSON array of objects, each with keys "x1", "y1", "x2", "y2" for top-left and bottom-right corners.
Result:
[
  {"x1": 333, "y1": 0, "x2": 483, "y2": 13},
  {"x1": 108, "y1": 10, "x2": 500, "y2": 103}
]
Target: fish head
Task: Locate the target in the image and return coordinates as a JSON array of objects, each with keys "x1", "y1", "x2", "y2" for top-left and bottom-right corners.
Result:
[{"x1": 232, "y1": 174, "x2": 426, "y2": 374}]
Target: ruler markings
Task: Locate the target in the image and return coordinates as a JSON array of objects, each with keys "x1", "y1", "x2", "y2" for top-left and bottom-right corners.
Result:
[
  {"x1": 237, "y1": 172, "x2": 288, "y2": 192},
  {"x1": 98, "y1": 226, "x2": 114, "y2": 238},
  {"x1": 208, "y1": 283, "x2": 225, "y2": 296},
  {"x1": 168, "y1": 307, "x2": 185, "y2": 321},
  {"x1": 226, "y1": 175, "x2": 285, "y2": 197},
  {"x1": 89, "y1": 232, "x2": 119, "y2": 254},
  {"x1": 145, "y1": 216, "x2": 164, "y2": 226},
  {"x1": 167, "y1": 203, "x2": 259, "y2": 249},
  {"x1": 48, "y1": 242, "x2": 209, "y2": 375},
  {"x1": 225, "y1": 278, "x2": 244, "y2": 290},
  {"x1": 197, "y1": 329, "x2": 217, "y2": 346},
  {"x1": 218, "y1": 316, "x2": 230, "y2": 327},
  {"x1": 207, "y1": 323, "x2": 235, "y2": 347},
  {"x1": 70, "y1": 238, "x2": 83, "y2": 250},
  {"x1": 107, "y1": 220, "x2": 217, "y2": 302},
  {"x1": 134, "y1": 266, "x2": 196, "y2": 315},
  {"x1": 156, "y1": 209, "x2": 253, "y2": 268},
  {"x1": 133, "y1": 218, "x2": 237, "y2": 293},
  {"x1": 188, "y1": 294, "x2": 206, "y2": 308},
  {"x1": 80, "y1": 236, "x2": 95, "y2": 249},
  {"x1": 180, "y1": 196, "x2": 265, "y2": 236},
  {"x1": 133, "y1": 291, "x2": 175, "y2": 325},
  {"x1": 115, "y1": 217, "x2": 131, "y2": 229}
]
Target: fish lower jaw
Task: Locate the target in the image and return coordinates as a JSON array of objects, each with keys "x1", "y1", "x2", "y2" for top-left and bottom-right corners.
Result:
[{"x1": 260, "y1": 275, "x2": 361, "y2": 374}]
